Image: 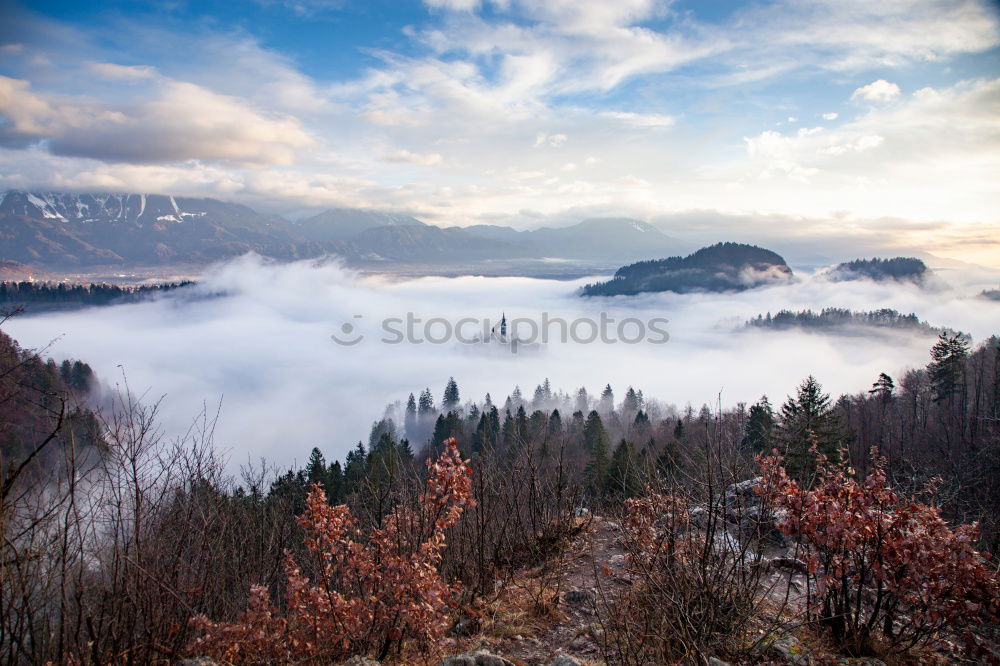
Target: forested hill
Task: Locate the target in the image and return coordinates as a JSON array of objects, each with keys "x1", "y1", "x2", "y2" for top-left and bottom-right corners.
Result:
[
  {"x1": 745, "y1": 307, "x2": 945, "y2": 335},
  {"x1": 827, "y1": 256, "x2": 928, "y2": 282},
  {"x1": 582, "y1": 242, "x2": 793, "y2": 296},
  {"x1": 0, "y1": 280, "x2": 194, "y2": 313}
]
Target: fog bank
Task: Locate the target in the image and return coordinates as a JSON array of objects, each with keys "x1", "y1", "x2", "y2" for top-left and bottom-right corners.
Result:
[{"x1": 7, "y1": 255, "x2": 999, "y2": 468}]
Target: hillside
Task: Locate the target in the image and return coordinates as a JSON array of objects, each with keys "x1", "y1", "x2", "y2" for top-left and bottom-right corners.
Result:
[
  {"x1": 827, "y1": 256, "x2": 928, "y2": 283},
  {"x1": 582, "y1": 242, "x2": 793, "y2": 296},
  {"x1": 745, "y1": 307, "x2": 944, "y2": 335}
]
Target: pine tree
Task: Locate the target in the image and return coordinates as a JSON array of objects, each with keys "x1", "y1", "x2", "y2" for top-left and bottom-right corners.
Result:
[
  {"x1": 869, "y1": 373, "x2": 895, "y2": 404},
  {"x1": 574, "y1": 387, "x2": 589, "y2": 414},
  {"x1": 305, "y1": 447, "x2": 330, "y2": 492},
  {"x1": 775, "y1": 376, "x2": 843, "y2": 482},
  {"x1": 343, "y1": 442, "x2": 368, "y2": 496},
  {"x1": 548, "y1": 409, "x2": 562, "y2": 436},
  {"x1": 606, "y1": 439, "x2": 641, "y2": 499},
  {"x1": 443, "y1": 377, "x2": 460, "y2": 412},
  {"x1": 327, "y1": 460, "x2": 344, "y2": 503},
  {"x1": 599, "y1": 384, "x2": 614, "y2": 412},
  {"x1": 418, "y1": 388, "x2": 435, "y2": 416},
  {"x1": 585, "y1": 431, "x2": 610, "y2": 501},
  {"x1": 928, "y1": 333, "x2": 969, "y2": 403},
  {"x1": 583, "y1": 410, "x2": 607, "y2": 453},
  {"x1": 741, "y1": 396, "x2": 774, "y2": 452},
  {"x1": 623, "y1": 386, "x2": 641, "y2": 412},
  {"x1": 404, "y1": 393, "x2": 417, "y2": 439}
]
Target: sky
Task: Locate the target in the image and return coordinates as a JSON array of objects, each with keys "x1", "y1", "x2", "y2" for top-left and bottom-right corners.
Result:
[
  {"x1": 0, "y1": 0, "x2": 999, "y2": 265},
  {"x1": 7, "y1": 256, "x2": 1000, "y2": 467}
]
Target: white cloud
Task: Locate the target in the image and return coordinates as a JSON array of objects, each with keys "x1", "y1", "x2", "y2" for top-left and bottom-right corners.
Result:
[
  {"x1": 822, "y1": 112, "x2": 839, "y2": 120},
  {"x1": 534, "y1": 132, "x2": 567, "y2": 147},
  {"x1": 0, "y1": 76, "x2": 313, "y2": 165},
  {"x1": 381, "y1": 149, "x2": 444, "y2": 166},
  {"x1": 88, "y1": 62, "x2": 158, "y2": 80},
  {"x1": 600, "y1": 111, "x2": 675, "y2": 128},
  {"x1": 852, "y1": 79, "x2": 902, "y2": 103}
]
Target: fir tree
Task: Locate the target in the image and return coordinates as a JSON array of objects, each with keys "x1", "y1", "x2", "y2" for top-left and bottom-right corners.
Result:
[
  {"x1": 775, "y1": 376, "x2": 844, "y2": 482},
  {"x1": 599, "y1": 384, "x2": 615, "y2": 412},
  {"x1": 404, "y1": 393, "x2": 417, "y2": 439},
  {"x1": 442, "y1": 377, "x2": 460, "y2": 411},
  {"x1": 418, "y1": 388, "x2": 435, "y2": 416},
  {"x1": 583, "y1": 410, "x2": 607, "y2": 453},
  {"x1": 928, "y1": 333, "x2": 969, "y2": 403},
  {"x1": 606, "y1": 439, "x2": 641, "y2": 499},
  {"x1": 741, "y1": 396, "x2": 774, "y2": 452},
  {"x1": 623, "y1": 386, "x2": 641, "y2": 412}
]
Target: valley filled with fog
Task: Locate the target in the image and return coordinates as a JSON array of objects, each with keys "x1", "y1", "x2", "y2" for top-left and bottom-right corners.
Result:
[{"x1": 7, "y1": 254, "x2": 998, "y2": 468}]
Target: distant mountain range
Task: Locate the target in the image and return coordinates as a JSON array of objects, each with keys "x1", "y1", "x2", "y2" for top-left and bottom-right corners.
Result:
[
  {"x1": 582, "y1": 242, "x2": 794, "y2": 296},
  {"x1": 0, "y1": 191, "x2": 677, "y2": 271}
]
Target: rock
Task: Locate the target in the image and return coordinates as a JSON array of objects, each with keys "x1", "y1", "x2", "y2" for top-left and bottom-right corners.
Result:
[
  {"x1": 176, "y1": 660, "x2": 216, "y2": 666},
  {"x1": 764, "y1": 633, "x2": 809, "y2": 665},
  {"x1": 770, "y1": 556, "x2": 809, "y2": 574},
  {"x1": 574, "y1": 507, "x2": 590, "y2": 517},
  {"x1": 439, "y1": 650, "x2": 516, "y2": 666},
  {"x1": 549, "y1": 656, "x2": 583, "y2": 666},
  {"x1": 707, "y1": 658, "x2": 732, "y2": 666},
  {"x1": 724, "y1": 476, "x2": 762, "y2": 509},
  {"x1": 689, "y1": 505, "x2": 711, "y2": 528},
  {"x1": 338, "y1": 659, "x2": 380, "y2": 666},
  {"x1": 563, "y1": 587, "x2": 596, "y2": 604}
]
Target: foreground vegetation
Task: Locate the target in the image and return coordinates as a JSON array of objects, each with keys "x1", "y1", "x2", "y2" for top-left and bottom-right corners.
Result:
[{"x1": 1, "y1": 319, "x2": 998, "y2": 664}]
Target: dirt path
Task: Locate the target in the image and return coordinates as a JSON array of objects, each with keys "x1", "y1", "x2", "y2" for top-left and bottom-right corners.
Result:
[{"x1": 479, "y1": 517, "x2": 630, "y2": 666}]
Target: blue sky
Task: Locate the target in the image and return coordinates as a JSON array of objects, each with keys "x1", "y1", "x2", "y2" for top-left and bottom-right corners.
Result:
[{"x1": 1, "y1": 0, "x2": 999, "y2": 264}]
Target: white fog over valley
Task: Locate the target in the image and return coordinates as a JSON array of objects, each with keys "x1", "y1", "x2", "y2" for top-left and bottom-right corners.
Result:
[{"x1": 7, "y1": 254, "x2": 999, "y2": 469}]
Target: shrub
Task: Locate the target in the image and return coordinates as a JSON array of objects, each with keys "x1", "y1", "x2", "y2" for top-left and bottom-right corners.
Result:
[
  {"x1": 757, "y1": 446, "x2": 999, "y2": 656},
  {"x1": 602, "y1": 485, "x2": 769, "y2": 663},
  {"x1": 189, "y1": 438, "x2": 474, "y2": 663}
]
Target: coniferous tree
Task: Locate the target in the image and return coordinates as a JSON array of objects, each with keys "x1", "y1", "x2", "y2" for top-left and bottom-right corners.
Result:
[
  {"x1": 574, "y1": 387, "x2": 589, "y2": 414},
  {"x1": 741, "y1": 396, "x2": 774, "y2": 452},
  {"x1": 343, "y1": 442, "x2": 368, "y2": 496},
  {"x1": 599, "y1": 384, "x2": 615, "y2": 413},
  {"x1": 585, "y1": 430, "x2": 610, "y2": 501},
  {"x1": 442, "y1": 377, "x2": 460, "y2": 412},
  {"x1": 404, "y1": 393, "x2": 418, "y2": 439},
  {"x1": 606, "y1": 439, "x2": 641, "y2": 499},
  {"x1": 418, "y1": 388, "x2": 435, "y2": 417},
  {"x1": 305, "y1": 447, "x2": 330, "y2": 492},
  {"x1": 928, "y1": 333, "x2": 970, "y2": 403},
  {"x1": 623, "y1": 387, "x2": 641, "y2": 412},
  {"x1": 776, "y1": 376, "x2": 844, "y2": 481},
  {"x1": 327, "y1": 460, "x2": 344, "y2": 503},
  {"x1": 583, "y1": 410, "x2": 607, "y2": 453},
  {"x1": 869, "y1": 373, "x2": 895, "y2": 404}
]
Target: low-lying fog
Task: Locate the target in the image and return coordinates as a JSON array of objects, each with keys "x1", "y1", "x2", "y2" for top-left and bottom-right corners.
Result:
[{"x1": 7, "y1": 255, "x2": 1000, "y2": 468}]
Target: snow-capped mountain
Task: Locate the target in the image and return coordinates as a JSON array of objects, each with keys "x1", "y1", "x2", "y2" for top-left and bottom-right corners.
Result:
[
  {"x1": 0, "y1": 191, "x2": 256, "y2": 226},
  {"x1": 0, "y1": 190, "x2": 679, "y2": 270}
]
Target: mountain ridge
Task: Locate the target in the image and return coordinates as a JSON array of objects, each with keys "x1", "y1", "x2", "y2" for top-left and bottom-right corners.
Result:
[{"x1": 0, "y1": 190, "x2": 678, "y2": 271}]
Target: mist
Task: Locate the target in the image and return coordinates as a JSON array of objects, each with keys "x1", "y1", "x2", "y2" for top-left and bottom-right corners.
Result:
[{"x1": 6, "y1": 254, "x2": 999, "y2": 469}]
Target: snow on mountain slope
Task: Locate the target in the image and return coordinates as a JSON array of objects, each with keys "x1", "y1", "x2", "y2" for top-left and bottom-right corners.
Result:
[{"x1": 0, "y1": 191, "x2": 223, "y2": 225}]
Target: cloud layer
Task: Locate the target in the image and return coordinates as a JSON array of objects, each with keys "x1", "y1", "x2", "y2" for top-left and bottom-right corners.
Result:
[{"x1": 6, "y1": 255, "x2": 999, "y2": 468}]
